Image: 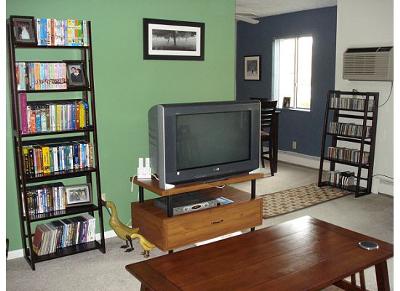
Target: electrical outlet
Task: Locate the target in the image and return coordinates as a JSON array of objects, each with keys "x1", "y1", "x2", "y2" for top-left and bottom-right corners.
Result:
[
  {"x1": 101, "y1": 193, "x2": 106, "y2": 201},
  {"x1": 292, "y1": 140, "x2": 297, "y2": 150}
]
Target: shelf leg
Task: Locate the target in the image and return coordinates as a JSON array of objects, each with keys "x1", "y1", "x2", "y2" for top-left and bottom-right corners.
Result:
[
  {"x1": 251, "y1": 180, "x2": 256, "y2": 232},
  {"x1": 167, "y1": 196, "x2": 173, "y2": 217},
  {"x1": 251, "y1": 180, "x2": 256, "y2": 199},
  {"x1": 139, "y1": 186, "x2": 144, "y2": 203},
  {"x1": 168, "y1": 250, "x2": 173, "y2": 254}
]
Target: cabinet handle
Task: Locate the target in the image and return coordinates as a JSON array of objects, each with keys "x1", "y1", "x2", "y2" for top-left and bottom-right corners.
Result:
[{"x1": 211, "y1": 219, "x2": 224, "y2": 224}]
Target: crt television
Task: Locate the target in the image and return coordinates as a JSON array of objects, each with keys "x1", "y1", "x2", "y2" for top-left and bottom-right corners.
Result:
[{"x1": 148, "y1": 101, "x2": 260, "y2": 189}]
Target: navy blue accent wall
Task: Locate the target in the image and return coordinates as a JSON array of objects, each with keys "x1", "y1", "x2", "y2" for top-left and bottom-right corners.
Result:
[{"x1": 236, "y1": 7, "x2": 337, "y2": 156}]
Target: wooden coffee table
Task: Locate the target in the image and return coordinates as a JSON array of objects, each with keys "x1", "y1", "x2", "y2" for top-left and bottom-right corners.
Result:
[{"x1": 126, "y1": 216, "x2": 393, "y2": 291}]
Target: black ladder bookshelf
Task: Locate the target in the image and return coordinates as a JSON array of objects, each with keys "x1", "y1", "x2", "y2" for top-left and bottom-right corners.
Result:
[
  {"x1": 318, "y1": 90, "x2": 379, "y2": 197},
  {"x1": 7, "y1": 17, "x2": 105, "y2": 270}
]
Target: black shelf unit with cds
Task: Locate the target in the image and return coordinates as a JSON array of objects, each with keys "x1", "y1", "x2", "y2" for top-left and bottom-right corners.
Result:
[{"x1": 318, "y1": 90, "x2": 379, "y2": 197}]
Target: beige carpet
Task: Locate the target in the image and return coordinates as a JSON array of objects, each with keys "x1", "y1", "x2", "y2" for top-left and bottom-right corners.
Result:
[{"x1": 262, "y1": 183, "x2": 351, "y2": 218}]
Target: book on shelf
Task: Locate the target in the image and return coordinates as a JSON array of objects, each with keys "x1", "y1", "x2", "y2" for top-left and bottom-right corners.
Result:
[
  {"x1": 328, "y1": 121, "x2": 372, "y2": 138},
  {"x1": 327, "y1": 146, "x2": 369, "y2": 165},
  {"x1": 24, "y1": 100, "x2": 89, "y2": 134},
  {"x1": 22, "y1": 183, "x2": 66, "y2": 216},
  {"x1": 19, "y1": 93, "x2": 28, "y2": 134},
  {"x1": 15, "y1": 63, "x2": 27, "y2": 90},
  {"x1": 322, "y1": 170, "x2": 355, "y2": 189},
  {"x1": 16, "y1": 62, "x2": 67, "y2": 91},
  {"x1": 329, "y1": 96, "x2": 374, "y2": 111},
  {"x1": 32, "y1": 214, "x2": 96, "y2": 256},
  {"x1": 35, "y1": 18, "x2": 89, "y2": 47},
  {"x1": 22, "y1": 142, "x2": 94, "y2": 176}
]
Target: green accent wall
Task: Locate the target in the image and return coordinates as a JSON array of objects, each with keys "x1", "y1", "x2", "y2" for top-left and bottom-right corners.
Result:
[{"x1": 6, "y1": 0, "x2": 235, "y2": 251}]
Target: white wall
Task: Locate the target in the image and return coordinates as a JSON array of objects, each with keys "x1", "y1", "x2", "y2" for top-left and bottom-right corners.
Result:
[{"x1": 335, "y1": 0, "x2": 394, "y2": 195}]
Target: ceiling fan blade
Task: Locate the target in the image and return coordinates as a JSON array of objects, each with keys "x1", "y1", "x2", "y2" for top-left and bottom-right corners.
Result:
[{"x1": 235, "y1": 15, "x2": 260, "y2": 24}]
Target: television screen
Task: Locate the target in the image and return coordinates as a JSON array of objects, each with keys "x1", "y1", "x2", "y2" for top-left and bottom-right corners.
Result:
[{"x1": 176, "y1": 111, "x2": 251, "y2": 170}]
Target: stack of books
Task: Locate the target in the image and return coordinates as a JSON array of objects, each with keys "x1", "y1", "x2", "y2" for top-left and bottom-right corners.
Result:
[
  {"x1": 22, "y1": 142, "x2": 94, "y2": 176},
  {"x1": 32, "y1": 214, "x2": 96, "y2": 256},
  {"x1": 327, "y1": 146, "x2": 370, "y2": 165},
  {"x1": 35, "y1": 18, "x2": 89, "y2": 46},
  {"x1": 19, "y1": 96, "x2": 89, "y2": 134},
  {"x1": 328, "y1": 122, "x2": 372, "y2": 138},
  {"x1": 16, "y1": 62, "x2": 67, "y2": 91},
  {"x1": 23, "y1": 183, "x2": 66, "y2": 216},
  {"x1": 330, "y1": 97, "x2": 374, "y2": 111},
  {"x1": 323, "y1": 170, "x2": 355, "y2": 189}
]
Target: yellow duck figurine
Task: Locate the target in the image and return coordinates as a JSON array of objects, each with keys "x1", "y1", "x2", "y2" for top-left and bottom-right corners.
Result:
[{"x1": 104, "y1": 200, "x2": 155, "y2": 258}]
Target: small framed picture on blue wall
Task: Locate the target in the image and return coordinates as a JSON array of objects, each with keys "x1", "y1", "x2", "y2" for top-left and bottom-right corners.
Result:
[{"x1": 244, "y1": 55, "x2": 260, "y2": 81}]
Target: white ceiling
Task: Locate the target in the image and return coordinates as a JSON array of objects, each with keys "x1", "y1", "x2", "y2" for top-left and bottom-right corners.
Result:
[{"x1": 236, "y1": 0, "x2": 337, "y2": 18}]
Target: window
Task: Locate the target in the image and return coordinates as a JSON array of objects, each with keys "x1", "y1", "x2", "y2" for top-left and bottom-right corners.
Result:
[{"x1": 272, "y1": 36, "x2": 313, "y2": 110}]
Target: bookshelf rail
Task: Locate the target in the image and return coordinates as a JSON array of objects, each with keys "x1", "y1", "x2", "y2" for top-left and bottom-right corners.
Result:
[
  {"x1": 325, "y1": 133, "x2": 372, "y2": 145},
  {"x1": 18, "y1": 87, "x2": 91, "y2": 93},
  {"x1": 7, "y1": 17, "x2": 105, "y2": 270},
  {"x1": 32, "y1": 241, "x2": 101, "y2": 262},
  {"x1": 19, "y1": 126, "x2": 94, "y2": 137},
  {"x1": 25, "y1": 204, "x2": 99, "y2": 222},
  {"x1": 318, "y1": 90, "x2": 378, "y2": 197}
]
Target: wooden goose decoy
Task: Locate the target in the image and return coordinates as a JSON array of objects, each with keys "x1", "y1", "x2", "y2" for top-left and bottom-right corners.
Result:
[{"x1": 104, "y1": 200, "x2": 155, "y2": 257}]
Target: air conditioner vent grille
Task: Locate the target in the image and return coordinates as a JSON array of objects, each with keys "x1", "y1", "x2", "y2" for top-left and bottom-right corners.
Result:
[{"x1": 343, "y1": 46, "x2": 393, "y2": 81}]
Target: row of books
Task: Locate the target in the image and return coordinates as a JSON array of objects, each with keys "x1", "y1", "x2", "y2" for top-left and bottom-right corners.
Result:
[
  {"x1": 16, "y1": 62, "x2": 67, "y2": 91},
  {"x1": 328, "y1": 122, "x2": 372, "y2": 138},
  {"x1": 19, "y1": 94, "x2": 89, "y2": 134},
  {"x1": 22, "y1": 183, "x2": 66, "y2": 216},
  {"x1": 22, "y1": 142, "x2": 94, "y2": 176},
  {"x1": 323, "y1": 170, "x2": 355, "y2": 189},
  {"x1": 32, "y1": 214, "x2": 95, "y2": 256},
  {"x1": 329, "y1": 97, "x2": 374, "y2": 111},
  {"x1": 327, "y1": 146, "x2": 370, "y2": 165},
  {"x1": 36, "y1": 18, "x2": 89, "y2": 47}
]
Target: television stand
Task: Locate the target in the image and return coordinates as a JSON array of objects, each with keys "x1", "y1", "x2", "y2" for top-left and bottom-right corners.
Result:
[{"x1": 130, "y1": 173, "x2": 263, "y2": 252}]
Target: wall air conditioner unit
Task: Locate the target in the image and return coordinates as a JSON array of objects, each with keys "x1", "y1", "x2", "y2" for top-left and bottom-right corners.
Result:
[{"x1": 343, "y1": 46, "x2": 393, "y2": 81}]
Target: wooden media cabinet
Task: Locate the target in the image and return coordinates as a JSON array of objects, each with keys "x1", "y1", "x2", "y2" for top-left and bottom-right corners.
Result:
[{"x1": 130, "y1": 173, "x2": 263, "y2": 252}]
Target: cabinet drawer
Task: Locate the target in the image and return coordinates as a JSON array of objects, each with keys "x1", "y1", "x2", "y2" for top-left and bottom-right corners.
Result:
[{"x1": 165, "y1": 198, "x2": 262, "y2": 249}]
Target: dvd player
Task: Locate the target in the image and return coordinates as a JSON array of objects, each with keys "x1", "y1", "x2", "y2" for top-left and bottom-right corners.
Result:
[{"x1": 154, "y1": 192, "x2": 219, "y2": 216}]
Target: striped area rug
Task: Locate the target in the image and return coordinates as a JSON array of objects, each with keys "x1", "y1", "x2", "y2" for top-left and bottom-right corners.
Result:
[{"x1": 262, "y1": 183, "x2": 351, "y2": 219}]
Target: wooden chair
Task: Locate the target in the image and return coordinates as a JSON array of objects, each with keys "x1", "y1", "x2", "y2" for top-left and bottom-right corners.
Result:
[{"x1": 256, "y1": 99, "x2": 278, "y2": 175}]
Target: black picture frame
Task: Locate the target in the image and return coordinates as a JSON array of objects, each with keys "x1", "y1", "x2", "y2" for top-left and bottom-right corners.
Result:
[
  {"x1": 64, "y1": 61, "x2": 88, "y2": 88},
  {"x1": 282, "y1": 97, "x2": 291, "y2": 108},
  {"x1": 244, "y1": 55, "x2": 261, "y2": 81},
  {"x1": 65, "y1": 184, "x2": 92, "y2": 207},
  {"x1": 143, "y1": 18, "x2": 205, "y2": 61},
  {"x1": 10, "y1": 15, "x2": 37, "y2": 45}
]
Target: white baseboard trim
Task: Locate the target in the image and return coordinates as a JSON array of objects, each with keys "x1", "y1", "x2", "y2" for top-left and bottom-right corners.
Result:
[
  {"x1": 7, "y1": 229, "x2": 117, "y2": 261},
  {"x1": 278, "y1": 150, "x2": 393, "y2": 196},
  {"x1": 278, "y1": 150, "x2": 328, "y2": 169},
  {"x1": 372, "y1": 177, "x2": 393, "y2": 196}
]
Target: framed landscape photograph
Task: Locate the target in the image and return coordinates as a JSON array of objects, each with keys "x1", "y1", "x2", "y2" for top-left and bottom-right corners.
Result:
[
  {"x1": 143, "y1": 18, "x2": 205, "y2": 60},
  {"x1": 65, "y1": 184, "x2": 92, "y2": 207},
  {"x1": 10, "y1": 15, "x2": 37, "y2": 45},
  {"x1": 65, "y1": 61, "x2": 88, "y2": 88},
  {"x1": 244, "y1": 55, "x2": 261, "y2": 81}
]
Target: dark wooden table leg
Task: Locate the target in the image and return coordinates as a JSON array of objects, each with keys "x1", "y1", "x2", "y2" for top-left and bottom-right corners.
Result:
[
  {"x1": 351, "y1": 274, "x2": 356, "y2": 285},
  {"x1": 360, "y1": 270, "x2": 366, "y2": 291},
  {"x1": 250, "y1": 179, "x2": 256, "y2": 232},
  {"x1": 375, "y1": 261, "x2": 390, "y2": 291},
  {"x1": 167, "y1": 196, "x2": 173, "y2": 217},
  {"x1": 274, "y1": 112, "x2": 279, "y2": 173},
  {"x1": 139, "y1": 186, "x2": 144, "y2": 203}
]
